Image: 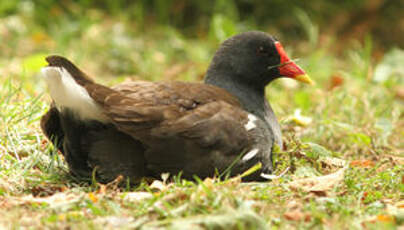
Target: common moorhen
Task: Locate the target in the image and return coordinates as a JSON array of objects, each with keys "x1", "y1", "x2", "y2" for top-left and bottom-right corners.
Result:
[{"x1": 40, "y1": 31, "x2": 313, "y2": 182}]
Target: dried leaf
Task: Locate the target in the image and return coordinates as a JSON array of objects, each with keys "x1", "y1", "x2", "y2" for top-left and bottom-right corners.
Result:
[
  {"x1": 31, "y1": 184, "x2": 66, "y2": 197},
  {"x1": 286, "y1": 200, "x2": 301, "y2": 210},
  {"x1": 150, "y1": 180, "x2": 167, "y2": 192},
  {"x1": 15, "y1": 192, "x2": 82, "y2": 209},
  {"x1": 284, "y1": 210, "x2": 304, "y2": 221},
  {"x1": 350, "y1": 160, "x2": 375, "y2": 168},
  {"x1": 203, "y1": 177, "x2": 215, "y2": 189},
  {"x1": 376, "y1": 214, "x2": 395, "y2": 223},
  {"x1": 283, "y1": 210, "x2": 311, "y2": 222},
  {"x1": 161, "y1": 173, "x2": 170, "y2": 183},
  {"x1": 320, "y1": 157, "x2": 347, "y2": 168},
  {"x1": 122, "y1": 192, "x2": 153, "y2": 202},
  {"x1": 328, "y1": 74, "x2": 344, "y2": 90},
  {"x1": 361, "y1": 191, "x2": 368, "y2": 202},
  {"x1": 0, "y1": 177, "x2": 11, "y2": 192},
  {"x1": 396, "y1": 200, "x2": 404, "y2": 209},
  {"x1": 395, "y1": 86, "x2": 404, "y2": 100},
  {"x1": 289, "y1": 167, "x2": 346, "y2": 194},
  {"x1": 88, "y1": 192, "x2": 98, "y2": 203}
]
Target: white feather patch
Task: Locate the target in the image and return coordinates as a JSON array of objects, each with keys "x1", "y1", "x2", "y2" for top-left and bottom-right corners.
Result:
[
  {"x1": 242, "y1": 148, "x2": 259, "y2": 161},
  {"x1": 260, "y1": 167, "x2": 290, "y2": 180},
  {"x1": 244, "y1": 114, "x2": 257, "y2": 131},
  {"x1": 41, "y1": 66, "x2": 109, "y2": 123}
]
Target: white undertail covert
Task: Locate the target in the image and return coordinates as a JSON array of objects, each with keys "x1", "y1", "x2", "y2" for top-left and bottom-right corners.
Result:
[{"x1": 41, "y1": 66, "x2": 109, "y2": 123}]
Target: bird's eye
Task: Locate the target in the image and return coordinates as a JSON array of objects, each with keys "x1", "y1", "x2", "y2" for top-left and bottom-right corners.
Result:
[{"x1": 257, "y1": 46, "x2": 268, "y2": 56}]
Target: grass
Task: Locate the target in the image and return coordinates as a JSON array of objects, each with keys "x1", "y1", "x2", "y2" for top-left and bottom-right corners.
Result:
[{"x1": 0, "y1": 6, "x2": 403, "y2": 230}]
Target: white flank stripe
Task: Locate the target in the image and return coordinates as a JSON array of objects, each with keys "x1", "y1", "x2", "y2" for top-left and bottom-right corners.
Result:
[
  {"x1": 245, "y1": 114, "x2": 257, "y2": 131},
  {"x1": 242, "y1": 148, "x2": 259, "y2": 161}
]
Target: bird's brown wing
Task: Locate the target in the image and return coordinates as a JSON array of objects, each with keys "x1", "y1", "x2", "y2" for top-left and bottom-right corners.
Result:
[{"x1": 84, "y1": 80, "x2": 242, "y2": 131}]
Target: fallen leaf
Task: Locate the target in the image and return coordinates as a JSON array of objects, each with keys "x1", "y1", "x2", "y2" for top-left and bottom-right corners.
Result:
[
  {"x1": 0, "y1": 177, "x2": 11, "y2": 193},
  {"x1": 362, "y1": 214, "x2": 396, "y2": 228},
  {"x1": 104, "y1": 175, "x2": 124, "y2": 189},
  {"x1": 40, "y1": 139, "x2": 48, "y2": 150},
  {"x1": 286, "y1": 200, "x2": 301, "y2": 210},
  {"x1": 328, "y1": 74, "x2": 344, "y2": 90},
  {"x1": 7, "y1": 150, "x2": 29, "y2": 159},
  {"x1": 283, "y1": 210, "x2": 311, "y2": 222},
  {"x1": 161, "y1": 173, "x2": 170, "y2": 183},
  {"x1": 31, "y1": 184, "x2": 66, "y2": 197},
  {"x1": 284, "y1": 210, "x2": 304, "y2": 221},
  {"x1": 310, "y1": 191, "x2": 327, "y2": 197},
  {"x1": 203, "y1": 177, "x2": 215, "y2": 189},
  {"x1": 361, "y1": 191, "x2": 368, "y2": 202},
  {"x1": 150, "y1": 180, "x2": 167, "y2": 192},
  {"x1": 289, "y1": 167, "x2": 346, "y2": 194},
  {"x1": 398, "y1": 201, "x2": 404, "y2": 209},
  {"x1": 122, "y1": 192, "x2": 153, "y2": 202},
  {"x1": 395, "y1": 86, "x2": 404, "y2": 100},
  {"x1": 88, "y1": 192, "x2": 98, "y2": 203},
  {"x1": 376, "y1": 214, "x2": 395, "y2": 223},
  {"x1": 350, "y1": 160, "x2": 375, "y2": 168},
  {"x1": 320, "y1": 157, "x2": 347, "y2": 168},
  {"x1": 15, "y1": 192, "x2": 82, "y2": 209}
]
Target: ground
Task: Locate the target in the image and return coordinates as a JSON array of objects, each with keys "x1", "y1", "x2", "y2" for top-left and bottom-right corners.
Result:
[{"x1": 0, "y1": 9, "x2": 403, "y2": 230}]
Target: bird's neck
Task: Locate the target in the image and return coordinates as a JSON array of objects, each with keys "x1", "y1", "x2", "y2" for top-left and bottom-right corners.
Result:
[
  {"x1": 205, "y1": 72, "x2": 283, "y2": 146},
  {"x1": 205, "y1": 72, "x2": 267, "y2": 119}
]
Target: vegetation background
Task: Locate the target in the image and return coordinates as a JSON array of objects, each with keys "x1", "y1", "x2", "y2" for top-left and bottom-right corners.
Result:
[{"x1": 0, "y1": 0, "x2": 403, "y2": 229}]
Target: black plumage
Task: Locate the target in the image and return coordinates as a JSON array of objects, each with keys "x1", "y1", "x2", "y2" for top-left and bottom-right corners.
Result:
[{"x1": 40, "y1": 31, "x2": 312, "y2": 183}]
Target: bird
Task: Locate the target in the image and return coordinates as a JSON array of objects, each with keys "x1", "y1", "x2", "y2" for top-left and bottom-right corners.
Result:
[{"x1": 40, "y1": 31, "x2": 313, "y2": 183}]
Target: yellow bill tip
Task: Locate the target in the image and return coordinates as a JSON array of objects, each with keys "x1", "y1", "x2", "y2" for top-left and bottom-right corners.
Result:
[{"x1": 295, "y1": 74, "x2": 315, "y2": 85}]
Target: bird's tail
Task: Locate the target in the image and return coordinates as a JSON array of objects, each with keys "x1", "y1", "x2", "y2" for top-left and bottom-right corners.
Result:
[
  {"x1": 44, "y1": 55, "x2": 94, "y2": 86},
  {"x1": 41, "y1": 55, "x2": 114, "y2": 122}
]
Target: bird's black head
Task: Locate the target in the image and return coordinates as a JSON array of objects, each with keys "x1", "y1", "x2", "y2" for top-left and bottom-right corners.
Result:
[{"x1": 205, "y1": 31, "x2": 313, "y2": 89}]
